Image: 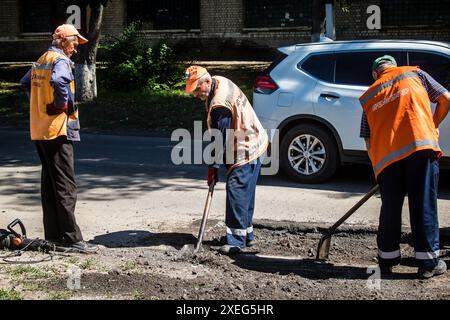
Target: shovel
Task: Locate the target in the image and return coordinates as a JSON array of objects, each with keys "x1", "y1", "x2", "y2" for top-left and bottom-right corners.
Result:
[
  {"x1": 315, "y1": 184, "x2": 380, "y2": 261},
  {"x1": 193, "y1": 181, "x2": 215, "y2": 254}
]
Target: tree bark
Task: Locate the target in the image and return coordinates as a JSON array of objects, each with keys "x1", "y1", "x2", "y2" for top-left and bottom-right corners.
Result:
[
  {"x1": 311, "y1": 0, "x2": 326, "y2": 42},
  {"x1": 74, "y1": 2, "x2": 104, "y2": 101}
]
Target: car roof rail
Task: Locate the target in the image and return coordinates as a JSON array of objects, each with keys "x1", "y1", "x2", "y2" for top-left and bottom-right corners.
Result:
[{"x1": 290, "y1": 39, "x2": 450, "y2": 51}]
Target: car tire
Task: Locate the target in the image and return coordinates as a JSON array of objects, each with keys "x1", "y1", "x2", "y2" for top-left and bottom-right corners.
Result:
[{"x1": 280, "y1": 124, "x2": 339, "y2": 183}]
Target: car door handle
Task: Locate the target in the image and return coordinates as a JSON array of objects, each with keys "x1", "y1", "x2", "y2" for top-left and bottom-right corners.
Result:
[{"x1": 320, "y1": 93, "x2": 340, "y2": 99}]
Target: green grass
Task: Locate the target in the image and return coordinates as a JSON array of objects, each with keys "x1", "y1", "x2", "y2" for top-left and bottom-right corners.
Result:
[
  {"x1": 79, "y1": 257, "x2": 96, "y2": 270},
  {"x1": 0, "y1": 80, "x2": 29, "y2": 129},
  {"x1": 0, "y1": 65, "x2": 30, "y2": 129},
  {"x1": 121, "y1": 260, "x2": 137, "y2": 272},
  {"x1": 47, "y1": 290, "x2": 74, "y2": 300},
  {"x1": 8, "y1": 265, "x2": 50, "y2": 280},
  {"x1": 66, "y1": 256, "x2": 80, "y2": 265},
  {"x1": 0, "y1": 288, "x2": 22, "y2": 300},
  {"x1": 133, "y1": 291, "x2": 145, "y2": 300},
  {"x1": 79, "y1": 87, "x2": 206, "y2": 134},
  {"x1": 0, "y1": 63, "x2": 269, "y2": 133},
  {"x1": 6, "y1": 265, "x2": 53, "y2": 293}
]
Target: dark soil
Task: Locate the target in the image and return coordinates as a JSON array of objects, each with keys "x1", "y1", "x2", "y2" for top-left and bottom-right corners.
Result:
[{"x1": 35, "y1": 220, "x2": 450, "y2": 300}]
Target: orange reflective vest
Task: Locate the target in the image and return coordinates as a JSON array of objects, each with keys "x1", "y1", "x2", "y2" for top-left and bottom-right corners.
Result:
[
  {"x1": 359, "y1": 66, "x2": 441, "y2": 178},
  {"x1": 207, "y1": 76, "x2": 268, "y2": 173},
  {"x1": 30, "y1": 50, "x2": 78, "y2": 140}
]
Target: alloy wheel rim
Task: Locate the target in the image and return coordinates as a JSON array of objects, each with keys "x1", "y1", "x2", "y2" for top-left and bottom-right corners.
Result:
[{"x1": 288, "y1": 134, "x2": 326, "y2": 175}]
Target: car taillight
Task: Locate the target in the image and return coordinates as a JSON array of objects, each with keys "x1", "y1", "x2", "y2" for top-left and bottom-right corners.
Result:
[{"x1": 254, "y1": 75, "x2": 279, "y2": 94}]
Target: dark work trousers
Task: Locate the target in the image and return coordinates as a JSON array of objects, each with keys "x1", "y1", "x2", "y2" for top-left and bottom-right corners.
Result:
[
  {"x1": 225, "y1": 159, "x2": 262, "y2": 247},
  {"x1": 35, "y1": 136, "x2": 83, "y2": 244},
  {"x1": 377, "y1": 149, "x2": 440, "y2": 269}
]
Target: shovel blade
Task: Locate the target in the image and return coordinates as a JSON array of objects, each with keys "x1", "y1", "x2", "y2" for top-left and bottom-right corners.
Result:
[
  {"x1": 193, "y1": 242, "x2": 202, "y2": 254},
  {"x1": 181, "y1": 244, "x2": 197, "y2": 255},
  {"x1": 316, "y1": 235, "x2": 331, "y2": 261}
]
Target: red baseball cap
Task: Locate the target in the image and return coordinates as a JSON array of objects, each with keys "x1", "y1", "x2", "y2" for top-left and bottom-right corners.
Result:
[{"x1": 53, "y1": 24, "x2": 88, "y2": 44}]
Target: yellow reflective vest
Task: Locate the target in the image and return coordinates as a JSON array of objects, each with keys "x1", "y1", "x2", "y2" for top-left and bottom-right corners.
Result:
[{"x1": 29, "y1": 50, "x2": 78, "y2": 140}]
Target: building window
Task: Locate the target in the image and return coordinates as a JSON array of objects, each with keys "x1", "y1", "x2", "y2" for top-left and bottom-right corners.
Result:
[
  {"x1": 126, "y1": 0, "x2": 200, "y2": 30},
  {"x1": 244, "y1": 0, "x2": 312, "y2": 29},
  {"x1": 382, "y1": 0, "x2": 450, "y2": 27},
  {"x1": 21, "y1": 0, "x2": 83, "y2": 33}
]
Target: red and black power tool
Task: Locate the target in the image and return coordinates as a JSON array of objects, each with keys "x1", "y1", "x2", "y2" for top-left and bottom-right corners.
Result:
[{"x1": 0, "y1": 219, "x2": 27, "y2": 250}]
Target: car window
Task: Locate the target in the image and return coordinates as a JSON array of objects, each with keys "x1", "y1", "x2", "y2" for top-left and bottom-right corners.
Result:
[
  {"x1": 300, "y1": 54, "x2": 335, "y2": 83},
  {"x1": 408, "y1": 51, "x2": 450, "y2": 89},
  {"x1": 335, "y1": 51, "x2": 404, "y2": 86}
]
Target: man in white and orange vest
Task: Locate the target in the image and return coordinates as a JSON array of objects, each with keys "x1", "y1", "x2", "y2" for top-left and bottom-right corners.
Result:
[
  {"x1": 359, "y1": 55, "x2": 450, "y2": 279},
  {"x1": 20, "y1": 24, "x2": 97, "y2": 253},
  {"x1": 185, "y1": 66, "x2": 268, "y2": 254}
]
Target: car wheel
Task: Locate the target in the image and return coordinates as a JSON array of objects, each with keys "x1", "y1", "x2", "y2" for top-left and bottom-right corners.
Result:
[{"x1": 280, "y1": 124, "x2": 339, "y2": 183}]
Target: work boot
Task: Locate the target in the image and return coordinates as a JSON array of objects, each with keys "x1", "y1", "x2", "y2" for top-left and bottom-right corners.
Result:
[
  {"x1": 67, "y1": 241, "x2": 99, "y2": 254},
  {"x1": 218, "y1": 245, "x2": 241, "y2": 255},
  {"x1": 379, "y1": 265, "x2": 393, "y2": 274},
  {"x1": 417, "y1": 260, "x2": 447, "y2": 279}
]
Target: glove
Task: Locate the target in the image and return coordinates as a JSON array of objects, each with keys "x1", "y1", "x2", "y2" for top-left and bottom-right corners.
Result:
[
  {"x1": 46, "y1": 102, "x2": 68, "y2": 115},
  {"x1": 207, "y1": 167, "x2": 218, "y2": 186}
]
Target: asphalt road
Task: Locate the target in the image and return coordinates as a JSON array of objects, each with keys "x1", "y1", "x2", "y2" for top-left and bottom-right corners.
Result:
[{"x1": 1, "y1": 129, "x2": 449, "y2": 241}]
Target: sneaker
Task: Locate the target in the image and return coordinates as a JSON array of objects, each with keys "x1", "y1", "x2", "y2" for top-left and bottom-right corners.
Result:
[
  {"x1": 418, "y1": 260, "x2": 447, "y2": 279},
  {"x1": 246, "y1": 239, "x2": 257, "y2": 247},
  {"x1": 218, "y1": 245, "x2": 242, "y2": 255},
  {"x1": 68, "y1": 241, "x2": 99, "y2": 253}
]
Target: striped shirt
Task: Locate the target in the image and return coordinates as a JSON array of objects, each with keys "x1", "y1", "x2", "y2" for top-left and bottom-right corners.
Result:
[{"x1": 359, "y1": 69, "x2": 448, "y2": 138}]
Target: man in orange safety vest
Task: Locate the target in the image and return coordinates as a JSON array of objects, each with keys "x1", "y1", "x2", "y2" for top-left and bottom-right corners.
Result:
[{"x1": 359, "y1": 55, "x2": 450, "y2": 279}]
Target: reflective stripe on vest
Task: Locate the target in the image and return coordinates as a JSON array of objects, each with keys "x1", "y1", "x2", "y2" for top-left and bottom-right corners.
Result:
[
  {"x1": 359, "y1": 71, "x2": 417, "y2": 106},
  {"x1": 32, "y1": 63, "x2": 54, "y2": 70},
  {"x1": 359, "y1": 66, "x2": 441, "y2": 178},
  {"x1": 207, "y1": 76, "x2": 268, "y2": 173},
  {"x1": 373, "y1": 139, "x2": 440, "y2": 174}
]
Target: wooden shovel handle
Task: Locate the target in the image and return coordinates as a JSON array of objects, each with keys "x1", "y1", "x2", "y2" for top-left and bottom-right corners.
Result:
[{"x1": 194, "y1": 182, "x2": 215, "y2": 252}]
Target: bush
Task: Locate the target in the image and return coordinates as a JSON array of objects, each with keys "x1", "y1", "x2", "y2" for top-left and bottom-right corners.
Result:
[{"x1": 102, "y1": 22, "x2": 184, "y2": 91}]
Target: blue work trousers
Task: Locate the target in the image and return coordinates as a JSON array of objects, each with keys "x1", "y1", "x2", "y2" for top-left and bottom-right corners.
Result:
[
  {"x1": 377, "y1": 150, "x2": 440, "y2": 269},
  {"x1": 225, "y1": 159, "x2": 262, "y2": 247}
]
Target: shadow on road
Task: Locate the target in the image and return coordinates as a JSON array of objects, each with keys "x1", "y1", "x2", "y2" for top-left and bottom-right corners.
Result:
[
  {"x1": 91, "y1": 230, "x2": 153, "y2": 248},
  {"x1": 91, "y1": 230, "x2": 196, "y2": 250},
  {"x1": 142, "y1": 232, "x2": 197, "y2": 249},
  {"x1": 440, "y1": 227, "x2": 450, "y2": 249},
  {"x1": 259, "y1": 163, "x2": 375, "y2": 192},
  {"x1": 260, "y1": 163, "x2": 450, "y2": 200},
  {"x1": 1, "y1": 129, "x2": 450, "y2": 206},
  {"x1": 232, "y1": 254, "x2": 418, "y2": 280}
]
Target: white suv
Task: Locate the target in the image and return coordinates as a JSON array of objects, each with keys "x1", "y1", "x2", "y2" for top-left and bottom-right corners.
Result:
[{"x1": 253, "y1": 40, "x2": 450, "y2": 183}]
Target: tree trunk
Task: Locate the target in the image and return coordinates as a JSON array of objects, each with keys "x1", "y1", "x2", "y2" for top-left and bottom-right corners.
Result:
[
  {"x1": 74, "y1": 3, "x2": 104, "y2": 102},
  {"x1": 75, "y1": 63, "x2": 97, "y2": 101},
  {"x1": 311, "y1": 0, "x2": 326, "y2": 42}
]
